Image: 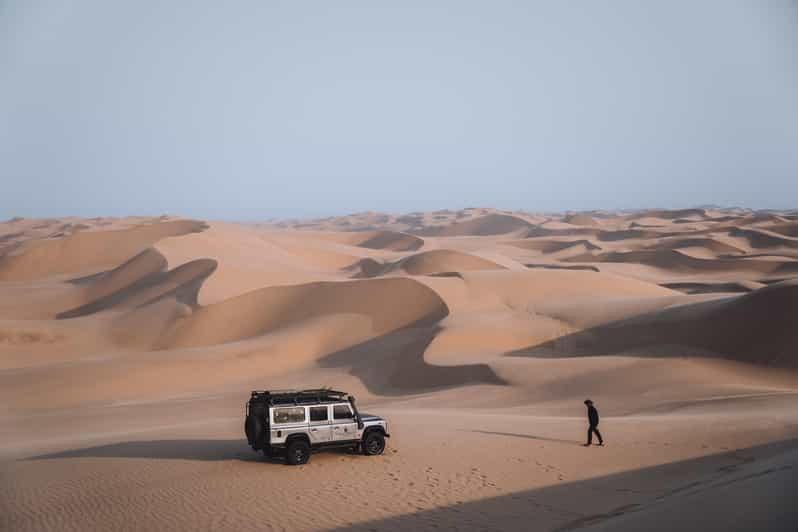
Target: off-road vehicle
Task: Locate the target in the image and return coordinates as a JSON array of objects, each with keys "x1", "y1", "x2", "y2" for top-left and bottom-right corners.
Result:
[{"x1": 244, "y1": 389, "x2": 390, "y2": 465}]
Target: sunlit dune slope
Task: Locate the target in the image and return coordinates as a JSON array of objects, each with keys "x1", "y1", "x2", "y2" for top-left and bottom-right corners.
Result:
[
  {"x1": 0, "y1": 219, "x2": 207, "y2": 281},
  {"x1": 158, "y1": 277, "x2": 449, "y2": 349}
]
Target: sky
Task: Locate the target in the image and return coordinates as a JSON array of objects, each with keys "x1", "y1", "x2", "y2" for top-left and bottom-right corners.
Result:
[{"x1": 1, "y1": 1, "x2": 797, "y2": 219}]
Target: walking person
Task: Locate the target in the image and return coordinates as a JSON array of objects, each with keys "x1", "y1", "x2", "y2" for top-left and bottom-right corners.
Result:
[{"x1": 583, "y1": 399, "x2": 604, "y2": 446}]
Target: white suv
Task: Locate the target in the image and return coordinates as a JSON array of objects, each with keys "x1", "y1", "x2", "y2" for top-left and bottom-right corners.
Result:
[{"x1": 244, "y1": 389, "x2": 390, "y2": 465}]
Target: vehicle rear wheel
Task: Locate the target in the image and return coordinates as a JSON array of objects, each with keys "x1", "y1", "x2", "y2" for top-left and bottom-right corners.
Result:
[
  {"x1": 286, "y1": 440, "x2": 311, "y2": 465},
  {"x1": 362, "y1": 432, "x2": 385, "y2": 456}
]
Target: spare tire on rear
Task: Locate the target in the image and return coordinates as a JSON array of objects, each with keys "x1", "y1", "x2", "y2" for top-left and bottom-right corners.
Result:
[{"x1": 245, "y1": 415, "x2": 264, "y2": 450}]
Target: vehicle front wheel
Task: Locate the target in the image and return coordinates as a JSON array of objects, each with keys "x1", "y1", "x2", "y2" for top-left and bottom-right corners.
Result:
[
  {"x1": 286, "y1": 440, "x2": 311, "y2": 465},
  {"x1": 362, "y1": 432, "x2": 385, "y2": 456}
]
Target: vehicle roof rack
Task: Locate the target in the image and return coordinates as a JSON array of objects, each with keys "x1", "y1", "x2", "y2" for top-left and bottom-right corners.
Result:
[{"x1": 249, "y1": 389, "x2": 350, "y2": 406}]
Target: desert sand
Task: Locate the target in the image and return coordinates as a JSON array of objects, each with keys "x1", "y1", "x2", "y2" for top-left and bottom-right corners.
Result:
[{"x1": 2, "y1": 208, "x2": 798, "y2": 531}]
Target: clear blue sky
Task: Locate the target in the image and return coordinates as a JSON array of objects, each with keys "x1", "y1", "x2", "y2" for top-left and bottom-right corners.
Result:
[{"x1": 1, "y1": 1, "x2": 797, "y2": 219}]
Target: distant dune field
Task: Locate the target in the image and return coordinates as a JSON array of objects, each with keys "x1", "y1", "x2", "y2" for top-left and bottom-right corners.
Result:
[{"x1": 2, "y1": 208, "x2": 798, "y2": 531}]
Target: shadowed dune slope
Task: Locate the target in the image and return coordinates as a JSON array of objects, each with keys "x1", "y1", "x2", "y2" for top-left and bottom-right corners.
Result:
[
  {"x1": 395, "y1": 250, "x2": 505, "y2": 276},
  {"x1": 567, "y1": 249, "x2": 798, "y2": 275},
  {"x1": 0, "y1": 220, "x2": 208, "y2": 281},
  {"x1": 652, "y1": 237, "x2": 746, "y2": 255},
  {"x1": 306, "y1": 229, "x2": 423, "y2": 252},
  {"x1": 58, "y1": 252, "x2": 217, "y2": 319},
  {"x1": 766, "y1": 222, "x2": 798, "y2": 238},
  {"x1": 320, "y1": 326, "x2": 506, "y2": 394},
  {"x1": 509, "y1": 238, "x2": 601, "y2": 253},
  {"x1": 562, "y1": 213, "x2": 598, "y2": 226},
  {"x1": 351, "y1": 249, "x2": 506, "y2": 278},
  {"x1": 524, "y1": 226, "x2": 669, "y2": 242},
  {"x1": 416, "y1": 214, "x2": 532, "y2": 236},
  {"x1": 355, "y1": 230, "x2": 424, "y2": 251},
  {"x1": 514, "y1": 280, "x2": 798, "y2": 367},
  {"x1": 625, "y1": 208, "x2": 708, "y2": 221},
  {"x1": 728, "y1": 227, "x2": 798, "y2": 249},
  {"x1": 661, "y1": 280, "x2": 765, "y2": 294},
  {"x1": 159, "y1": 277, "x2": 449, "y2": 349}
]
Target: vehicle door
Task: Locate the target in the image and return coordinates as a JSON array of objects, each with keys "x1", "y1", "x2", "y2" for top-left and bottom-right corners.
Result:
[
  {"x1": 308, "y1": 405, "x2": 332, "y2": 444},
  {"x1": 331, "y1": 403, "x2": 358, "y2": 442},
  {"x1": 270, "y1": 406, "x2": 307, "y2": 446}
]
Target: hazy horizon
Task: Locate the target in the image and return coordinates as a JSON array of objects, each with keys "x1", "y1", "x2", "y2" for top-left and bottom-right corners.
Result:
[{"x1": 2, "y1": 1, "x2": 797, "y2": 219}]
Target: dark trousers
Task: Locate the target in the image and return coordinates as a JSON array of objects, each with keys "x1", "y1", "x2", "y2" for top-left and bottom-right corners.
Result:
[{"x1": 587, "y1": 425, "x2": 603, "y2": 444}]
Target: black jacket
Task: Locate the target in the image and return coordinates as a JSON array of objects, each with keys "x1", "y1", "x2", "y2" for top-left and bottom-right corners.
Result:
[{"x1": 587, "y1": 405, "x2": 599, "y2": 426}]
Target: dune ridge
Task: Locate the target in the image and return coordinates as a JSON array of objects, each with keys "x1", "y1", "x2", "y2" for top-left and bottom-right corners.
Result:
[
  {"x1": 352, "y1": 249, "x2": 507, "y2": 278},
  {"x1": 2, "y1": 208, "x2": 798, "y2": 532},
  {"x1": 566, "y1": 248, "x2": 798, "y2": 275},
  {"x1": 157, "y1": 277, "x2": 449, "y2": 349},
  {"x1": 0, "y1": 219, "x2": 207, "y2": 281},
  {"x1": 416, "y1": 213, "x2": 532, "y2": 236},
  {"x1": 515, "y1": 279, "x2": 798, "y2": 367}
]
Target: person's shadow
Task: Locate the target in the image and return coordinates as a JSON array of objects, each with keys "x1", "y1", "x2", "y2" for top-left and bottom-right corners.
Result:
[{"x1": 462, "y1": 430, "x2": 583, "y2": 446}]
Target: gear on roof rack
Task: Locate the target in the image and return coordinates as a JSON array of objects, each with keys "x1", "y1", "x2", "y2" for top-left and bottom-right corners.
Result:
[{"x1": 249, "y1": 389, "x2": 349, "y2": 406}]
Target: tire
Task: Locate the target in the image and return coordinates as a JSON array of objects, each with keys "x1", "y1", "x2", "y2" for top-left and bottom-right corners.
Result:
[
  {"x1": 362, "y1": 432, "x2": 385, "y2": 456},
  {"x1": 245, "y1": 415, "x2": 264, "y2": 450},
  {"x1": 286, "y1": 440, "x2": 311, "y2": 465}
]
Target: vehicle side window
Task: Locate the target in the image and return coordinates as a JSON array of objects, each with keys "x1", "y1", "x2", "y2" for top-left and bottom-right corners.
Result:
[
  {"x1": 309, "y1": 406, "x2": 328, "y2": 422},
  {"x1": 273, "y1": 407, "x2": 305, "y2": 424},
  {"x1": 333, "y1": 404, "x2": 353, "y2": 420}
]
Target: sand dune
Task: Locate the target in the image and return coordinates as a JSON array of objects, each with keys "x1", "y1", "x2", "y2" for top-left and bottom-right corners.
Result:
[
  {"x1": 514, "y1": 280, "x2": 798, "y2": 367},
  {"x1": 766, "y1": 221, "x2": 798, "y2": 238},
  {"x1": 351, "y1": 230, "x2": 424, "y2": 251},
  {"x1": 159, "y1": 277, "x2": 449, "y2": 349},
  {"x1": 652, "y1": 236, "x2": 746, "y2": 256},
  {"x1": 2, "y1": 208, "x2": 798, "y2": 532},
  {"x1": 728, "y1": 226, "x2": 798, "y2": 250},
  {"x1": 661, "y1": 280, "x2": 765, "y2": 294},
  {"x1": 392, "y1": 249, "x2": 506, "y2": 276},
  {"x1": 58, "y1": 252, "x2": 217, "y2": 319},
  {"x1": 624, "y1": 208, "x2": 708, "y2": 221},
  {"x1": 562, "y1": 213, "x2": 599, "y2": 226},
  {"x1": 351, "y1": 249, "x2": 506, "y2": 278},
  {"x1": 417, "y1": 213, "x2": 532, "y2": 236},
  {"x1": 566, "y1": 248, "x2": 798, "y2": 276},
  {"x1": 509, "y1": 238, "x2": 602, "y2": 254},
  {"x1": 0, "y1": 219, "x2": 207, "y2": 281}
]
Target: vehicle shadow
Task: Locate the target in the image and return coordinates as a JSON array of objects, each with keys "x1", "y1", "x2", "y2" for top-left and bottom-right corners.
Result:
[
  {"x1": 27, "y1": 439, "x2": 363, "y2": 464},
  {"x1": 28, "y1": 439, "x2": 271, "y2": 463}
]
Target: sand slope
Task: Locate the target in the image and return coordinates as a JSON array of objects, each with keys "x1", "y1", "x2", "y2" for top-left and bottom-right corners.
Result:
[
  {"x1": 515, "y1": 279, "x2": 798, "y2": 367},
  {"x1": 417, "y1": 213, "x2": 532, "y2": 236},
  {"x1": 352, "y1": 249, "x2": 506, "y2": 278},
  {"x1": 2, "y1": 209, "x2": 798, "y2": 532},
  {"x1": 159, "y1": 277, "x2": 449, "y2": 349},
  {"x1": 0, "y1": 219, "x2": 207, "y2": 281}
]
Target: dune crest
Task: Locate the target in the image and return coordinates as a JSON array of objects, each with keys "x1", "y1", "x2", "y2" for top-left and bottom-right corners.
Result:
[
  {"x1": 514, "y1": 280, "x2": 798, "y2": 367},
  {"x1": 353, "y1": 230, "x2": 424, "y2": 251},
  {"x1": 416, "y1": 213, "x2": 532, "y2": 236},
  {"x1": 3, "y1": 207, "x2": 798, "y2": 532},
  {"x1": 0, "y1": 219, "x2": 207, "y2": 281},
  {"x1": 157, "y1": 277, "x2": 449, "y2": 349}
]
